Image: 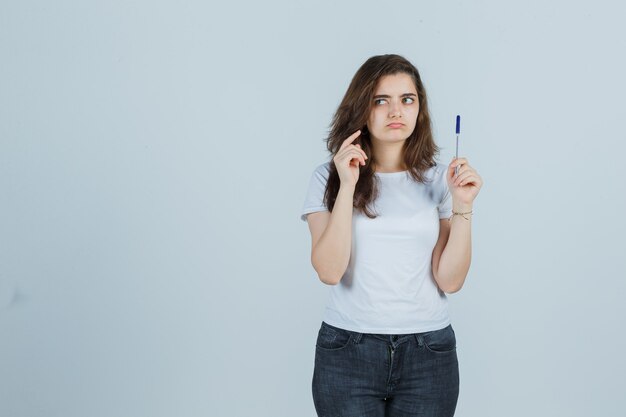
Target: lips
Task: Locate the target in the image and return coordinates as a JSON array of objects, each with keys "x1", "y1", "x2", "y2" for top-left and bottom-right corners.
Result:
[{"x1": 387, "y1": 123, "x2": 404, "y2": 128}]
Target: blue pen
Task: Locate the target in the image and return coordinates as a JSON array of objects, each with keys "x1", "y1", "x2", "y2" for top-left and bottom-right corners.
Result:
[{"x1": 454, "y1": 115, "x2": 460, "y2": 176}]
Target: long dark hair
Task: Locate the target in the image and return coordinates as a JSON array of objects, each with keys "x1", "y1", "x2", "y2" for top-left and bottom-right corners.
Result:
[{"x1": 323, "y1": 54, "x2": 441, "y2": 219}]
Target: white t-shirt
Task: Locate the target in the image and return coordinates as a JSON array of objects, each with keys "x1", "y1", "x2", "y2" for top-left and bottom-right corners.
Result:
[{"x1": 300, "y1": 161, "x2": 453, "y2": 334}]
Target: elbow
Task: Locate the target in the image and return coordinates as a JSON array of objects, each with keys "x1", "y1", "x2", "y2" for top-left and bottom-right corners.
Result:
[
  {"x1": 311, "y1": 257, "x2": 343, "y2": 285},
  {"x1": 435, "y1": 271, "x2": 463, "y2": 294},
  {"x1": 440, "y1": 277, "x2": 464, "y2": 294},
  {"x1": 443, "y1": 284, "x2": 462, "y2": 294},
  {"x1": 318, "y1": 273, "x2": 341, "y2": 286},
  {"x1": 313, "y1": 263, "x2": 342, "y2": 285},
  {"x1": 435, "y1": 262, "x2": 469, "y2": 294}
]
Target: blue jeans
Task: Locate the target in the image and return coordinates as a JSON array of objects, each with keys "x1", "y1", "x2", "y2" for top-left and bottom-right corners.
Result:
[{"x1": 312, "y1": 321, "x2": 459, "y2": 417}]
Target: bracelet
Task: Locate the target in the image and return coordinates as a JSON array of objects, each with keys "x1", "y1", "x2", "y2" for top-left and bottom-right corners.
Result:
[{"x1": 448, "y1": 210, "x2": 473, "y2": 221}]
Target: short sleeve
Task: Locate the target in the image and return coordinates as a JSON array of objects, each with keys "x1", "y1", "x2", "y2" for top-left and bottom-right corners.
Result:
[
  {"x1": 437, "y1": 164, "x2": 453, "y2": 219},
  {"x1": 300, "y1": 162, "x2": 331, "y2": 222}
]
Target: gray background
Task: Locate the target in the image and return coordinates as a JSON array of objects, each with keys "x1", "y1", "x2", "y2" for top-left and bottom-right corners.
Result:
[{"x1": 1, "y1": 1, "x2": 625, "y2": 416}]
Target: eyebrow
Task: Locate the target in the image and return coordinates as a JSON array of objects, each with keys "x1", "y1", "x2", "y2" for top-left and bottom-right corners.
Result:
[{"x1": 373, "y1": 93, "x2": 417, "y2": 99}]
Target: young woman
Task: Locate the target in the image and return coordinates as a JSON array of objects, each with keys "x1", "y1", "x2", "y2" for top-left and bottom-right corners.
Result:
[{"x1": 300, "y1": 54, "x2": 483, "y2": 417}]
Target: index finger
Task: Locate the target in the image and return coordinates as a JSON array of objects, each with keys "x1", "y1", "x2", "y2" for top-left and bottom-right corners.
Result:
[
  {"x1": 339, "y1": 130, "x2": 361, "y2": 151},
  {"x1": 450, "y1": 157, "x2": 468, "y2": 167}
]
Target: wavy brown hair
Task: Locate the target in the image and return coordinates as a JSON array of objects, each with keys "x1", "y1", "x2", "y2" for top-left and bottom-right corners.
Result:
[{"x1": 323, "y1": 54, "x2": 441, "y2": 219}]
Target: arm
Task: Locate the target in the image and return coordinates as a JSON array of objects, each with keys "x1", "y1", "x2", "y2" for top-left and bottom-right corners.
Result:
[
  {"x1": 307, "y1": 185, "x2": 355, "y2": 285},
  {"x1": 432, "y1": 201, "x2": 472, "y2": 293}
]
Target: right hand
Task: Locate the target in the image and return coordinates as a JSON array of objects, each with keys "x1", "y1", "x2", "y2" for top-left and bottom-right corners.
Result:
[{"x1": 333, "y1": 129, "x2": 368, "y2": 188}]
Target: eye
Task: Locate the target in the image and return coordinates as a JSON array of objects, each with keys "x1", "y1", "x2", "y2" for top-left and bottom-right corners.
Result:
[{"x1": 373, "y1": 97, "x2": 416, "y2": 105}]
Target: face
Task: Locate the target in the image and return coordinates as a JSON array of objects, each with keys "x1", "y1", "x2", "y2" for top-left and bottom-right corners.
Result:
[{"x1": 366, "y1": 72, "x2": 419, "y2": 143}]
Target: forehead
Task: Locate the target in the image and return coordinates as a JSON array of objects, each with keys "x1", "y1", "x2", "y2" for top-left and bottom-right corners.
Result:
[{"x1": 374, "y1": 73, "x2": 417, "y2": 94}]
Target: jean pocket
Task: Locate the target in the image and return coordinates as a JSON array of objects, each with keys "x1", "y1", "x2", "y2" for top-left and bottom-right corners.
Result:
[
  {"x1": 315, "y1": 322, "x2": 353, "y2": 351},
  {"x1": 422, "y1": 324, "x2": 457, "y2": 354}
]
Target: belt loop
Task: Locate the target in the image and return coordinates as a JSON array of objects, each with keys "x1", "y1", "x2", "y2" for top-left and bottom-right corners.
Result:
[
  {"x1": 352, "y1": 331, "x2": 363, "y2": 344},
  {"x1": 414, "y1": 333, "x2": 424, "y2": 347}
]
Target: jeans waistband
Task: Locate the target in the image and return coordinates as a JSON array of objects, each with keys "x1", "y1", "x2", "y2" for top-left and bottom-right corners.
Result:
[{"x1": 321, "y1": 321, "x2": 450, "y2": 347}]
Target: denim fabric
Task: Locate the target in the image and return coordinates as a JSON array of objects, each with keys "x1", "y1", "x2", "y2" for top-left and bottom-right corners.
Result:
[{"x1": 312, "y1": 321, "x2": 459, "y2": 417}]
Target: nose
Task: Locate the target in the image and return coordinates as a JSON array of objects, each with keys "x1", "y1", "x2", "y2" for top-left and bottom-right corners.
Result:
[{"x1": 388, "y1": 99, "x2": 402, "y2": 118}]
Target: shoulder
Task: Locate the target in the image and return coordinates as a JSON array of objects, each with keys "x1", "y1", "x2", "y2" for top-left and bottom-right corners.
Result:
[
  {"x1": 315, "y1": 161, "x2": 331, "y2": 175},
  {"x1": 433, "y1": 161, "x2": 449, "y2": 178},
  {"x1": 421, "y1": 161, "x2": 448, "y2": 182},
  {"x1": 311, "y1": 161, "x2": 332, "y2": 181}
]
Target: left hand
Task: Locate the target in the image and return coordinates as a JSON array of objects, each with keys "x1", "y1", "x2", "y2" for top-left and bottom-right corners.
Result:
[{"x1": 447, "y1": 157, "x2": 483, "y2": 206}]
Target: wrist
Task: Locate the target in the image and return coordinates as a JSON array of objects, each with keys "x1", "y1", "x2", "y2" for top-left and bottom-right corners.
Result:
[
  {"x1": 339, "y1": 184, "x2": 356, "y2": 195},
  {"x1": 452, "y1": 201, "x2": 473, "y2": 212}
]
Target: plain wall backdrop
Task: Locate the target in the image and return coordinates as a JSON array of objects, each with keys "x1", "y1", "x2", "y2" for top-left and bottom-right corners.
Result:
[{"x1": 1, "y1": 1, "x2": 625, "y2": 416}]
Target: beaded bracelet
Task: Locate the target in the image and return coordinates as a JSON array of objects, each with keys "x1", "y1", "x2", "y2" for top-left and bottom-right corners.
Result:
[{"x1": 448, "y1": 210, "x2": 473, "y2": 221}]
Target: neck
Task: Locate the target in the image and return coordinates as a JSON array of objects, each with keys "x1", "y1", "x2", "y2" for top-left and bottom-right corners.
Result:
[{"x1": 371, "y1": 138, "x2": 405, "y2": 172}]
